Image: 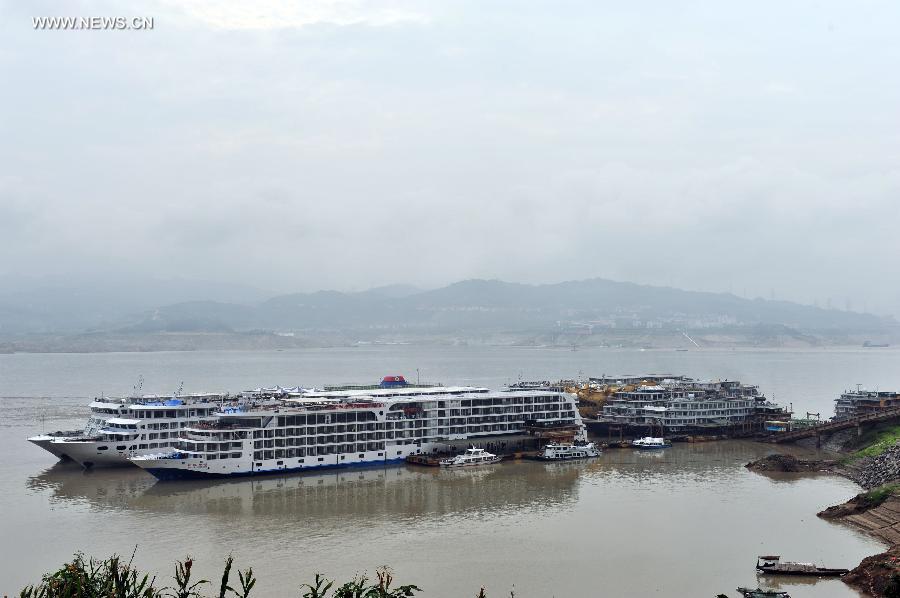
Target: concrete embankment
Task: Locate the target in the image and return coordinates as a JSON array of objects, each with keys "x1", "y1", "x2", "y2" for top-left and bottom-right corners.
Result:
[
  {"x1": 818, "y1": 492, "x2": 900, "y2": 597},
  {"x1": 820, "y1": 492, "x2": 900, "y2": 545}
]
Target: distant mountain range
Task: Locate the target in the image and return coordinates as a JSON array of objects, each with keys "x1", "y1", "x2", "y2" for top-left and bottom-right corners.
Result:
[
  {"x1": 94, "y1": 279, "x2": 898, "y2": 334},
  {"x1": 1, "y1": 278, "x2": 896, "y2": 350},
  {"x1": 0, "y1": 276, "x2": 271, "y2": 335}
]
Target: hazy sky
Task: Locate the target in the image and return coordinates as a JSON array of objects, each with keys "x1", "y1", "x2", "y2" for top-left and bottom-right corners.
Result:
[{"x1": 2, "y1": 1, "x2": 899, "y2": 314}]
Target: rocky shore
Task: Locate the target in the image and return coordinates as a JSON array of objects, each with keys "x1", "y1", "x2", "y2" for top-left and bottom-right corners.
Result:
[
  {"x1": 745, "y1": 453, "x2": 836, "y2": 473},
  {"x1": 825, "y1": 443, "x2": 900, "y2": 598},
  {"x1": 841, "y1": 445, "x2": 900, "y2": 491},
  {"x1": 839, "y1": 544, "x2": 900, "y2": 598}
]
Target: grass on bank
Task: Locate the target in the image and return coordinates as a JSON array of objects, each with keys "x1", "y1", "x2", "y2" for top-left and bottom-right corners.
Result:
[
  {"x1": 841, "y1": 423, "x2": 900, "y2": 464},
  {"x1": 860, "y1": 483, "x2": 900, "y2": 509}
]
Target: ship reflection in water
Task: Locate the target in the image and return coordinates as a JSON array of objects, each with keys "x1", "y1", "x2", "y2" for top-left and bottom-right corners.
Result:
[{"x1": 28, "y1": 459, "x2": 583, "y2": 521}]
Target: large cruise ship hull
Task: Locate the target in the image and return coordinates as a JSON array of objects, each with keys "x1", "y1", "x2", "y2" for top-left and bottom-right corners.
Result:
[
  {"x1": 52, "y1": 441, "x2": 156, "y2": 468},
  {"x1": 141, "y1": 456, "x2": 409, "y2": 480}
]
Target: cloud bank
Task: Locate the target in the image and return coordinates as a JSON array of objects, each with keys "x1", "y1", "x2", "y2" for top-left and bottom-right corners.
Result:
[{"x1": 1, "y1": 1, "x2": 899, "y2": 314}]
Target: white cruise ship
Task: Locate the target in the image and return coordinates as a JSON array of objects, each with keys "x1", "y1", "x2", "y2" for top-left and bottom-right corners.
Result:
[
  {"x1": 29, "y1": 393, "x2": 225, "y2": 468},
  {"x1": 131, "y1": 381, "x2": 585, "y2": 480},
  {"x1": 28, "y1": 399, "x2": 130, "y2": 461}
]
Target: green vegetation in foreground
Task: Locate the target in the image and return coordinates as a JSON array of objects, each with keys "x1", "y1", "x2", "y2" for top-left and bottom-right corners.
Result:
[
  {"x1": 18, "y1": 553, "x2": 421, "y2": 598},
  {"x1": 13, "y1": 551, "x2": 747, "y2": 598},
  {"x1": 842, "y1": 423, "x2": 900, "y2": 463}
]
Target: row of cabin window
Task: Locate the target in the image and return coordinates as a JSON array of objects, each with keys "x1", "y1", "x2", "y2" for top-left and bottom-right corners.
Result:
[{"x1": 251, "y1": 448, "x2": 406, "y2": 463}]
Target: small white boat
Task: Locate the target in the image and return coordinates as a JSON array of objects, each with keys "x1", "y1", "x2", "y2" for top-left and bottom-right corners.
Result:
[
  {"x1": 439, "y1": 447, "x2": 501, "y2": 467},
  {"x1": 539, "y1": 442, "x2": 600, "y2": 461},
  {"x1": 632, "y1": 437, "x2": 671, "y2": 449}
]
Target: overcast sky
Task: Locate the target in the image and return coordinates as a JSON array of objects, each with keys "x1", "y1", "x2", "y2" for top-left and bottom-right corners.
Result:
[{"x1": 1, "y1": 1, "x2": 899, "y2": 314}]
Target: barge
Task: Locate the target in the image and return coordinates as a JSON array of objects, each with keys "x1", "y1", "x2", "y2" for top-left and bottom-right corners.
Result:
[{"x1": 756, "y1": 555, "x2": 849, "y2": 577}]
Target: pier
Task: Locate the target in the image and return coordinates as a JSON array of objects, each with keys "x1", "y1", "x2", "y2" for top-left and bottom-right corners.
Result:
[{"x1": 770, "y1": 406, "x2": 900, "y2": 444}]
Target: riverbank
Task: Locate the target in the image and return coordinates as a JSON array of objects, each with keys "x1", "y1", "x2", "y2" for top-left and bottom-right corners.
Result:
[
  {"x1": 748, "y1": 421, "x2": 900, "y2": 597},
  {"x1": 817, "y1": 489, "x2": 900, "y2": 597}
]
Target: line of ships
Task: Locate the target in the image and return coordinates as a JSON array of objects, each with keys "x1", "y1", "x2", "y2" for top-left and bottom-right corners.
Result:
[
  {"x1": 28, "y1": 374, "x2": 787, "y2": 481},
  {"x1": 571, "y1": 374, "x2": 789, "y2": 432}
]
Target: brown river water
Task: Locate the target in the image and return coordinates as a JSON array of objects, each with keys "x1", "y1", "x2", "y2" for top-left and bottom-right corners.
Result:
[{"x1": 4, "y1": 346, "x2": 900, "y2": 596}]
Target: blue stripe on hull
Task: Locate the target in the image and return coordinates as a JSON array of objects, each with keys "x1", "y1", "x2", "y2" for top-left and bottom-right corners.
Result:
[{"x1": 145, "y1": 457, "x2": 408, "y2": 481}]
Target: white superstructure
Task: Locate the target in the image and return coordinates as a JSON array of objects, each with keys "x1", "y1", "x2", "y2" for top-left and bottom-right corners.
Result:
[
  {"x1": 439, "y1": 447, "x2": 500, "y2": 467},
  {"x1": 30, "y1": 394, "x2": 225, "y2": 468},
  {"x1": 632, "y1": 437, "x2": 671, "y2": 449},
  {"x1": 131, "y1": 383, "x2": 585, "y2": 480},
  {"x1": 539, "y1": 442, "x2": 600, "y2": 460},
  {"x1": 28, "y1": 399, "x2": 130, "y2": 461}
]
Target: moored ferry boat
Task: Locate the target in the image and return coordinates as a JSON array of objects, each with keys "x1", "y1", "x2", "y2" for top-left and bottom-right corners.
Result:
[
  {"x1": 538, "y1": 442, "x2": 600, "y2": 460},
  {"x1": 439, "y1": 447, "x2": 501, "y2": 467},
  {"x1": 632, "y1": 436, "x2": 671, "y2": 449},
  {"x1": 131, "y1": 378, "x2": 585, "y2": 480},
  {"x1": 31, "y1": 393, "x2": 225, "y2": 468}
]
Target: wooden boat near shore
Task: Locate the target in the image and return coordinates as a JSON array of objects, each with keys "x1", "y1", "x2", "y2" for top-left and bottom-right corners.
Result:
[{"x1": 756, "y1": 555, "x2": 849, "y2": 577}]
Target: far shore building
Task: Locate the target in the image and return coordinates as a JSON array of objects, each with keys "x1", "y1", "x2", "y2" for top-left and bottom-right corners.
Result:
[
  {"x1": 834, "y1": 388, "x2": 900, "y2": 420},
  {"x1": 598, "y1": 376, "x2": 787, "y2": 434}
]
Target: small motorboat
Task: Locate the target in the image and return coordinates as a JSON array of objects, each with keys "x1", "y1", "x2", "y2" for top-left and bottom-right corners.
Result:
[
  {"x1": 632, "y1": 436, "x2": 671, "y2": 449},
  {"x1": 737, "y1": 588, "x2": 790, "y2": 598},
  {"x1": 756, "y1": 555, "x2": 849, "y2": 577},
  {"x1": 439, "y1": 447, "x2": 501, "y2": 467},
  {"x1": 538, "y1": 442, "x2": 601, "y2": 461}
]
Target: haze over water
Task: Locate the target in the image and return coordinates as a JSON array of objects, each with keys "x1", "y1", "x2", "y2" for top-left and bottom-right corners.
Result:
[{"x1": 4, "y1": 346, "x2": 900, "y2": 597}]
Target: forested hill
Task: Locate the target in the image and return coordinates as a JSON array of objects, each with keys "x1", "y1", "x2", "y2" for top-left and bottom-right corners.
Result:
[{"x1": 120, "y1": 278, "x2": 893, "y2": 336}]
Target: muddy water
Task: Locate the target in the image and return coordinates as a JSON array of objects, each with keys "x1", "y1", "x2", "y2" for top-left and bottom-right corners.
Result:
[{"x1": 4, "y1": 346, "x2": 899, "y2": 596}]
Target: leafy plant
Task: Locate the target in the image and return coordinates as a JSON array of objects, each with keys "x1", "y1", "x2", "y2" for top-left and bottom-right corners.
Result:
[
  {"x1": 19, "y1": 551, "x2": 160, "y2": 598},
  {"x1": 300, "y1": 573, "x2": 334, "y2": 598},
  {"x1": 233, "y1": 566, "x2": 256, "y2": 598},
  {"x1": 333, "y1": 574, "x2": 371, "y2": 598},
  {"x1": 369, "y1": 567, "x2": 420, "y2": 598},
  {"x1": 170, "y1": 557, "x2": 209, "y2": 598}
]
